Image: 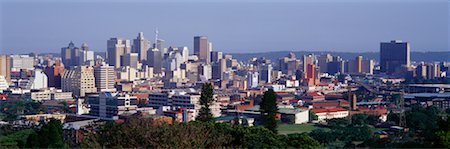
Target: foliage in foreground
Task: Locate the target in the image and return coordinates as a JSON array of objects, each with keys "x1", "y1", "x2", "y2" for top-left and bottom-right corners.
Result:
[{"x1": 81, "y1": 116, "x2": 320, "y2": 148}]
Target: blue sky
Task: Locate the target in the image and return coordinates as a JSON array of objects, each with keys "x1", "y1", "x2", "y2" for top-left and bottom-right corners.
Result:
[{"x1": 0, "y1": 0, "x2": 448, "y2": 54}]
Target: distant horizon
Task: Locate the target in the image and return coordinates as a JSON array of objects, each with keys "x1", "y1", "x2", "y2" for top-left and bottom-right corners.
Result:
[{"x1": 1, "y1": 0, "x2": 449, "y2": 54}]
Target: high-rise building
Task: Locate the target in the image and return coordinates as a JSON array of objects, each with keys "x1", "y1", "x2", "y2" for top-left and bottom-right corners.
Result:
[
  {"x1": 259, "y1": 64, "x2": 272, "y2": 83},
  {"x1": 303, "y1": 54, "x2": 316, "y2": 73},
  {"x1": 10, "y1": 55, "x2": 34, "y2": 71},
  {"x1": 107, "y1": 38, "x2": 131, "y2": 68},
  {"x1": 31, "y1": 69, "x2": 48, "y2": 90},
  {"x1": 194, "y1": 36, "x2": 209, "y2": 63},
  {"x1": 94, "y1": 65, "x2": 116, "y2": 92},
  {"x1": 61, "y1": 41, "x2": 78, "y2": 67},
  {"x1": 79, "y1": 43, "x2": 95, "y2": 66},
  {"x1": 362, "y1": 59, "x2": 374, "y2": 75},
  {"x1": 380, "y1": 40, "x2": 410, "y2": 74},
  {"x1": 147, "y1": 48, "x2": 162, "y2": 74},
  {"x1": 247, "y1": 71, "x2": 259, "y2": 88},
  {"x1": 416, "y1": 63, "x2": 427, "y2": 79},
  {"x1": 356, "y1": 56, "x2": 363, "y2": 74},
  {"x1": 212, "y1": 59, "x2": 227, "y2": 80},
  {"x1": 44, "y1": 61, "x2": 64, "y2": 88},
  {"x1": 0, "y1": 55, "x2": 11, "y2": 82},
  {"x1": 61, "y1": 66, "x2": 97, "y2": 97},
  {"x1": 132, "y1": 32, "x2": 150, "y2": 63},
  {"x1": 211, "y1": 51, "x2": 223, "y2": 63},
  {"x1": 198, "y1": 63, "x2": 212, "y2": 81},
  {"x1": 318, "y1": 54, "x2": 332, "y2": 73},
  {"x1": 121, "y1": 53, "x2": 139, "y2": 69},
  {"x1": 153, "y1": 39, "x2": 165, "y2": 52}
]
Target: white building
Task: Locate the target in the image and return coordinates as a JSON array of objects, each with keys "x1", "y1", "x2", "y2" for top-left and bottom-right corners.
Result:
[
  {"x1": 0, "y1": 76, "x2": 9, "y2": 92},
  {"x1": 311, "y1": 108, "x2": 349, "y2": 122},
  {"x1": 94, "y1": 65, "x2": 116, "y2": 92},
  {"x1": 11, "y1": 55, "x2": 34, "y2": 71},
  {"x1": 31, "y1": 69, "x2": 48, "y2": 90},
  {"x1": 247, "y1": 71, "x2": 259, "y2": 88},
  {"x1": 61, "y1": 66, "x2": 97, "y2": 97}
]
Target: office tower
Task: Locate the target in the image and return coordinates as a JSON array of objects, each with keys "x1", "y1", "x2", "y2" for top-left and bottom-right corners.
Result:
[
  {"x1": 164, "y1": 52, "x2": 183, "y2": 71},
  {"x1": 0, "y1": 55, "x2": 11, "y2": 82},
  {"x1": 175, "y1": 47, "x2": 190, "y2": 63},
  {"x1": 121, "y1": 53, "x2": 139, "y2": 69},
  {"x1": 132, "y1": 32, "x2": 150, "y2": 62},
  {"x1": 211, "y1": 51, "x2": 223, "y2": 63},
  {"x1": 356, "y1": 56, "x2": 363, "y2": 73},
  {"x1": 305, "y1": 64, "x2": 317, "y2": 86},
  {"x1": 318, "y1": 54, "x2": 332, "y2": 73},
  {"x1": 380, "y1": 40, "x2": 410, "y2": 74},
  {"x1": 259, "y1": 64, "x2": 272, "y2": 83},
  {"x1": 426, "y1": 63, "x2": 441, "y2": 79},
  {"x1": 207, "y1": 42, "x2": 212, "y2": 63},
  {"x1": 194, "y1": 36, "x2": 209, "y2": 63},
  {"x1": 362, "y1": 59, "x2": 374, "y2": 75},
  {"x1": 118, "y1": 66, "x2": 138, "y2": 81},
  {"x1": 212, "y1": 59, "x2": 227, "y2": 80},
  {"x1": 147, "y1": 48, "x2": 162, "y2": 74},
  {"x1": 44, "y1": 62, "x2": 64, "y2": 88},
  {"x1": 153, "y1": 39, "x2": 164, "y2": 51},
  {"x1": 30, "y1": 69, "x2": 48, "y2": 90},
  {"x1": 94, "y1": 65, "x2": 116, "y2": 92},
  {"x1": 416, "y1": 63, "x2": 427, "y2": 79},
  {"x1": 61, "y1": 66, "x2": 97, "y2": 97},
  {"x1": 61, "y1": 41, "x2": 78, "y2": 67},
  {"x1": 247, "y1": 71, "x2": 259, "y2": 88},
  {"x1": 303, "y1": 54, "x2": 316, "y2": 73},
  {"x1": 107, "y1": 38, "x2": 131, "y2": 68},
  {"x1": 10, "y1": 55, "x2": 34, "y2": 70},
  {"x1": 87, "y1": 93, "x2": 138, "y2": 118},
  {"x1": 79, "y1": 43, "x2": 95, "y2": 66},
  {"x1": 198, "y1": 63, "x2": 212, "y2": 81}
]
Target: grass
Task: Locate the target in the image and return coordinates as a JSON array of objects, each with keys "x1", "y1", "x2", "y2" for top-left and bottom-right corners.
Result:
[{"x1": 277, "y1": 123, "x2": 327, "y2": 135}]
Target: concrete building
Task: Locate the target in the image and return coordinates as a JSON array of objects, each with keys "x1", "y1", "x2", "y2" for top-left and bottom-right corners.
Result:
[
  {"x1": 210, "y1": 51, "x2": 223, "y2": 63},
  {"x1": 87, "y1": 92, "x2": 138, "y2": 119},
  {"x1": 61, "y1": 41, "x2": 78, "y2": 67},
  {"x1": 132, "y1": 32, "x2": 150, "y2": 62},
  {"x1": 107, "y1": 38, "x2": 131, "y2": 68},
  {"x1": 31, "y1": 69, "x2": 48, "y2": 90},
  {"x1": 61, "y1": 66, "x2": 97, "y2": 97},
  {"x1": 311, "y1": 108, "x2": 349, "y2": 122},
  {"x1": 318, "y1": 54, "x2": 332, "y2": 73},
  {"x1": 198, "y1": 63, "x2": 212, "y2": 81},
  {"x1": 212, "y1": 59, "x2": 227, "y2": 80},
  {"x1": 147, "y1": 48, "x2": 162, "y2": 74},
  {"x1": 194, "y1": 36, "x2": 210, "y2": 63},
  {"x1": 0, "y1": 55, "x2": 11, "y2": 82},
  {"x1": 94, "y1": 65, "x2": 116, "y2": 92},
  {"x1": 247, "y1": 71, "x2": 259, "y2": 88},
  {"x1": 259, "y1": 64, "x2": 272, "y2": 84},
  {"x1": 121, "y1": 53, "x2": 139, "y2": 69},
  {"x1": 79, "y1": 43, "x2": 95, "y2": 66},
  {"x1": 380, "y1": 40, "x2": 410, "y2": 74},
  {"x1": 10, "y1": 55, "x2": 34, "y2": 71}
]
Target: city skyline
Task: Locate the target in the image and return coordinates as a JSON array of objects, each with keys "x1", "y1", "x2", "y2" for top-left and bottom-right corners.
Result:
[{"x1": 1, "y1": 0, "x2": 449, "y2": 54}]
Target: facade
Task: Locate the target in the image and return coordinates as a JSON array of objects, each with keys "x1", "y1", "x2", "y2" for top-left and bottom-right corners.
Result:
[
  {"x1": 311, "y1": 108, "x2": 349, "y2": 122},
  {"x1": 247, "y1": 71, "x2": 259, "y2": 88},
  {"x1": 121, "y1": 53, "x2": 139, "y2": 69},
  {"x1": 198, "y1": 63, "x2": 212, "y2": 81},
  {"x1": 132, "y1": 32, "x2": 150, "y2": 62},
  {"x1": 94, "y1": 65, "x2": 116, "y2": 92},
  {"x1": 259, "y1": 64, "x2": 272, "y2": 84},
  {"x1": 107, "y1": 38, "x2": 131, "y2": 68},
  {"x1": 147, "y1": 48, "x2": 162, "y2": 74},
  {"x1": 10, "y1": 55, "x2": 34, "y2": 71},
  {"x1": 87, "y1": 92, "x2": 138, "y2": 118},
  {"x1": 380, "y1": 40, "x2": 410, "y2": 74},
  {"x1": 79, "y1": 43, "x2": 95, "y2": 66},
  {"x1": 0, "y1": 55, "x2": 11, "y2": 82},
  {"x1": 194, "y1": 36, "x2": 210, "y2": 63},
  {"x1": 61, "y1": 41, "x2": 79, "y2": 67},
  {"x1": 210, "y1": 51, "x2": 223, "y2": 63},
  {"x1": 31, "y1": 69, "x2": 48, "y2": 90},
  {"x1": 61, "y1": 66, "x2": 97, "y2": 97}
]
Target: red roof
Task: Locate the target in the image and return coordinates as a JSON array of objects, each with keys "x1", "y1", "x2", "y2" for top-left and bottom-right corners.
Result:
[
  {"x1": 311, "y1": 108, "x2": 348, "y2": 113},
  {"x1": 312, "y1": 102, "x2": 339, "y2": 107},
  {"x1": 307, "y1": 92, "x2": 323, "y2": 97}
]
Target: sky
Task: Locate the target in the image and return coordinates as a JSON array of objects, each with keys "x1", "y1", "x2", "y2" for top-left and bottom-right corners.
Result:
[{"x1": 0, "y1": 0, "x2": 449, "y2": 54}]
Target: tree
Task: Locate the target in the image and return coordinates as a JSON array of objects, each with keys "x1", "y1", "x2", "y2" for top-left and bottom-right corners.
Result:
[
  {"x1": 26, "y1": 119, "x2": 66, "y2": 148},
  {"x1": 351, "y1": 113, "x2": 369, "y2": 126},
  {"x1": 285, "y1": 133, "x2": 320, "y2": 149},
  {"x1": 259, "y1": 89, "x2": 278, "y2": 133},
  {"x1": 309, "y1": 111, "x2": 318, "y2": 122},
  {"x1": 196, "y1": 83, "x2": 215, "y2": 122}
]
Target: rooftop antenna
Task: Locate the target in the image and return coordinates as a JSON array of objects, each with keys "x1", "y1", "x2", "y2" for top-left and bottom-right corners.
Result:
[{"x1": 154, "y1": 28, "x2": 159, "y2": 49}]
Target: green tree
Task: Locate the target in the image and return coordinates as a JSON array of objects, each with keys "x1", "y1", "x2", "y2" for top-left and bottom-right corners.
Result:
[
  {"x1": 351, "y1": 113, "x2": 369, "y2": 126},
  {"x1": 309, "y1": 111, "x2": 318, "y2": 122},
  {"x1": 26, "y1": 119, "x2": 66, "y2": 148},
  {"x1": 196, "y1": 83, "x2": 215, "y2": 122},
  {"x1": 285, "y1": 133, "x2": 320, "y2": 149},
  {"x1": 259, "y1": 89, "x2": 278, "y2": 133}
]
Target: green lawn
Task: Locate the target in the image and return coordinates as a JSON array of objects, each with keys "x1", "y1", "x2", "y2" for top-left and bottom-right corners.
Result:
[{"x1": 277, "y1": 123, "x2": 327, "y2": 135}]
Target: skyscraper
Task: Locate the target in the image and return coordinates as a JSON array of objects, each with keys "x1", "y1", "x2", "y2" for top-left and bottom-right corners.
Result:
[
  {"x1": 61, "y1": 41, "x2": 80, "y2": 67},
  {"x1": 259, "y1": 64, "x2": 272, "y2": 83},
  {"x1": 121, "y1": 53, "x2": 139, "y2": 69},
  {"x1": 318, "y1": 54, "x2": 332, "y2": 73},
  {"x1": 356, "y1": 56, "x2": 363, "y2": 74},
  {"x1": 107, "y1": 38, "x2": 131, "y2": 68},
  {"x1": 132, "y1": 32, "x2": 150, "y2": 63},
  {"x1": 147, "y1": 48, "x2": 162, "y2": 74},
  {"x1": 194, "y1": 36, "x2": 209, "y2": 63},
  {"x1": 0, "y1": 55, "x2": 11, "y2": 82},
  {"x1": 62, "y1": 66, "x2": 97, "y2": 97},
  {"x1": 94, "y1": 65, "x2": 116, "y2": 92},
  {"x1": 380, "y1": 40, "x2": 410, "y2": 74},
  {"x1": 211, "y1": 51, "x2": 223, "y2": 63},
  {"x1": 79, "y1": 43, "x2": 95, "y2": 66}
]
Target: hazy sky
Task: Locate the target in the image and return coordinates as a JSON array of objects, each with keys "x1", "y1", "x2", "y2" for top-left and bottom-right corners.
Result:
[{"x1": 0, "y1": 0, "x2": 448, "y2": 54}]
